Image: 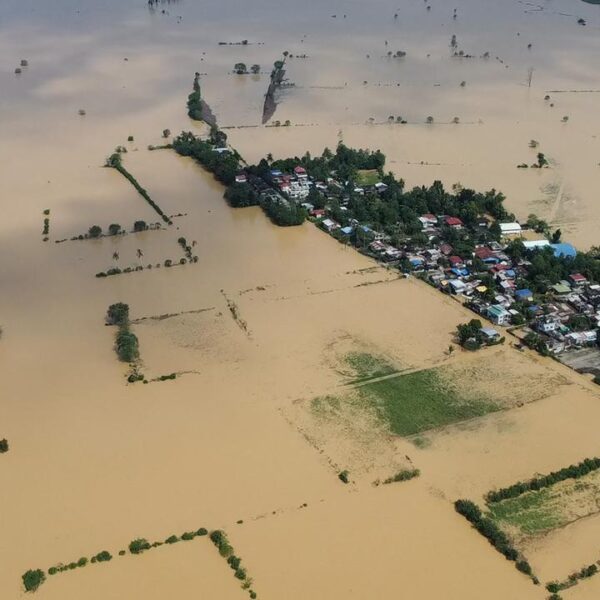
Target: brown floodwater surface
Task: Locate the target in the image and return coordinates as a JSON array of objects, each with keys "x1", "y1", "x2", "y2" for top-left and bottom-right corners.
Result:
[{"x1": 2, "y1": 0, "x2": 600, "y2": 598}]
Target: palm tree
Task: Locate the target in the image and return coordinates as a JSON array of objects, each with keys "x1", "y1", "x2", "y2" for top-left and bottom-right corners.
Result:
[
  {"x1": 136, "y1": 249, "x2": 144, "y2": 260},
  {"x1": 113, "y1": 251, "x2": 120, "y2": 262}
]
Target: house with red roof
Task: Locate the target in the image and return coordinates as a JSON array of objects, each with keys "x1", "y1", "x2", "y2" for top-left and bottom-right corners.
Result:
[
  {"x1": 443, "y1": 216, "x2": 463, "y2": 228},
  {"x1": 569, "y1": 273, "x2": 587, "y2": 286},
  {"x1": 294, "y1": 166, "x2": 308, "y2": 179}
]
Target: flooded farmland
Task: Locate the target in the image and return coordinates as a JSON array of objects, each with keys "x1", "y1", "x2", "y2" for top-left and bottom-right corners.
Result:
[{"x1": 2, "y1": 0, "x2": 600, "y2": 598}]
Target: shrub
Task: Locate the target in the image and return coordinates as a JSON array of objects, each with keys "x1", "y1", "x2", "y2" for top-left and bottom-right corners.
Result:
[
  {"x1": 516, "y1": 560, "x2": 532, "y2": 575},
  {"x1": 338, "y1": 470, "x2": 350, "y2": 484},
  {"x1": 181, "y1": 531, "x2": 196, "y2": 541},
  {"x1": 382, "y1": 468, "x2": 420, "y2": 484},
  {"x1": 235, "y1": 568, "x2": 247, "y2": 580},
  {"x1": 0, "y1": 438, "x2": 8, "y2": 453},
  {"x1": 228, "y1": 555, "x2": 241, "y2": 570},
  {"x1": 133, "y1": 220, "x2": 148, "y2": 232},
  {"x1": 118, "y1": 550, "x2": 126, "y2": 556},
  {"x1": 48, "y1": 567, "x2": 58, "y2": 575},
  {"x1": 250, "y1": 592, "x2": 257, "y2": 599},
  {"x1": 128, "y1": 136, "x2": 134, "y2": 142},
  {"x1": 77, "y1": 557, "x2": 88, "y2": 567},
  {"x1": 22, "y1": 569, "x2": 46, "y2": 592},
  {"x1": 93, "y1": 551, "x2": 112, "y2": 562},
  {"x1": 196, "y1": 527, "x2": 208, "y2": 536},
  {"x1": 88, "y1": 225, "x2": 102, "y2": 238},
  {"x1": 165, "y1": 535, "x2": 179, "y2": 544},
  {"x1": 164, "y1": 259, "x2": 172, "y2": 267},
  {"x1": 129, "y1": 538, "x2": 151, "y2": 554}
]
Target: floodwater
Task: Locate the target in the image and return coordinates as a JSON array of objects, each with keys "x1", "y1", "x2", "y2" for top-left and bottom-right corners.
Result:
[{"x1": 1, "y1": 0, "x2": 600, "y2": 598}]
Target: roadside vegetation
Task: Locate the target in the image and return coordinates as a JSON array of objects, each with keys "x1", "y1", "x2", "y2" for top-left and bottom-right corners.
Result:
[
  {"x1": 209, "y1": 530, "x2": 258, "y2": 598},
  {"x1": 22, "y1": 527, "x2": 209, "y2": 592},
  {"x1": 105, "y1": 150, "x2": 172, "y2": 224}
]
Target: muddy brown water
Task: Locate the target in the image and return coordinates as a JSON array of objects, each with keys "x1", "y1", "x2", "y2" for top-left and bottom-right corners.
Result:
[{"x1": 2, "y1": 0, "x2": 600, "y2": 598}]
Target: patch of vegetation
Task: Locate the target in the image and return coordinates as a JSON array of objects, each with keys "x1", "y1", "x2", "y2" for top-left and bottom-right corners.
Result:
[
  {"x1": 0, "y1": 438, "x2": 8, "y2": 453},
  {"x1": 173, "y1": 129, "x2": 239, "y2": 186},
  {"x1": 105, "y1": 151, "x2": 172, "y2": 224},
  {"x1": 355, "y1": 169, "x2": 380, "y2": 186},
  {"x1": 22, "y1": 569, "x2": 45, "y2": 592},
  {"x1": 344, "y1": 352, "x2": 396, "y2": 382},
  {"x1": 382, "y1": 468, "x2": 420, "y2": 484},
  {"x1": 357, "y1": 367, "x2": 497, "y2": 436},
  {"x1": 487, "y1": 488, "x2": 562, "y2": 535},
  {"x1": 486, "y1": 457, "x2": 600, "y2": 503}
]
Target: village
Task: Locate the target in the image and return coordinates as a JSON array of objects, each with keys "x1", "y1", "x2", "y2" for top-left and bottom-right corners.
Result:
[{"x1": 232, "y1": 153, "x2": 600, "y2": 378}]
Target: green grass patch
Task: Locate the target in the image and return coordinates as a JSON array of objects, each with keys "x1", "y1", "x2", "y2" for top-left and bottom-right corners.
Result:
[
  {"x1": 344, "y1": 352, "x2": 397, "y2": 382},
  {"x1": 357, "y1": 368, "x2": 498, "y2": 436},
  {"x1": 355, "y1": 169, "x2": 380, "y2": 186},
  {"x1": 488, "y1": 489, "x2": 563, "y2": 535}
]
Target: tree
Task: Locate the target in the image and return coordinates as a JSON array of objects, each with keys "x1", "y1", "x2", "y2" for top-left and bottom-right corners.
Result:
[
  {"x1": 88, "y1": 225, "x2": 102, "y2": 238},
  {"x1": 129, "y1": 538, "x2": 151, "y2": 554},
  {"x1": 133, "y1": 220, "x2": 147, "y2": 232},
  {"x1": 426, "y1": 116, "x2": 434, "y2": 124},
  {"x1": 551, "y1": 228, "x2": 562, "y2": 243},
  {"x1": 234, "y1": 62, "x2": 247, "y2": 74},
  {"x1": 106, "y1": 303, "x2": 129, "y2": 326},
  {"x1": 250, "y1": 64, "x2": 260, "y2": 74},
  {"x1": 22, "y1": 570, "x2": 45, "y2": 592},
  {"x1": 162, "y1": 128, "x2": 171, "y2": 138},
  {"x1": 108, "y1": 223, "x2": 121, "y2": 235},
  {"x1": 536, "y1": 153, "x2": 548, "y2": 167},
  {"x1": 224, "y1": 182, "x2": 259, "y2": 208},
  {"x1": 116, "y1": 329, "x2": 139, "y2": 362},
  {"x1": 456, "y1": 319, "x2": 483, "y2": 348},
  {"x1": 0, "y1": 438, "x2": 8, "y2": 453}
]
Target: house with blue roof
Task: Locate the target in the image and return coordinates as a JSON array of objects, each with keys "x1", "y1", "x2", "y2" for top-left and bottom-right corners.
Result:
[
  {"x1": 551, "y1": 243, "x2": 577, "y2": 259},
  {"x1": 515, "y1": 289, "x2": 533, "y2": 301}
]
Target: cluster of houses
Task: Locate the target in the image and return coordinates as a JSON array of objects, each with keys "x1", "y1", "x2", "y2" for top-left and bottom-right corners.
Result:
[{"x1": 238, "y1": 161, "x2": 597, "y2": 358}]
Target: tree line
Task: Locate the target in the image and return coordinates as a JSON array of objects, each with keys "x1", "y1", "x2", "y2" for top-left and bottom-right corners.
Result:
[
  {"x1": 485, "y1": 457, "x2": 600, "y2": 503},
  {"x1": 454, "y1": 499, "x2": 535, "y2": 581},
  {"x1": 105, "y1": 152, "x2": 172, "y2": 224}
]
